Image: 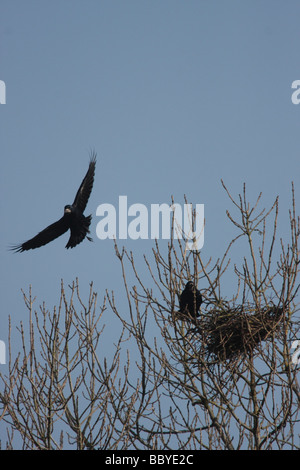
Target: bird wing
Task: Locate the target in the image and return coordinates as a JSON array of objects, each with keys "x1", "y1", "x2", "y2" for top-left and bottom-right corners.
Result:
[
  {"x1": 72, "y1": 153, "x2": 96, "y2": 213},
  {"x1": 11, "y1": 216, "x2": 70, "y2": 252},
  {"x1": 179, "y1": 290, "x2": 189, "y2": 312}
]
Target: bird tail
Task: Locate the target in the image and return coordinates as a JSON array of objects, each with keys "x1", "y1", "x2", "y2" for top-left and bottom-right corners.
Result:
[{"x1": 66, "y1": 214, "x2": 93, "y2": 249}]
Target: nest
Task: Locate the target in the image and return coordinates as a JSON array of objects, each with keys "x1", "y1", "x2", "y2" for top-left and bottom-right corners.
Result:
[{"x1": 201, "y1": 305, "x2": 285, "y2": 362}]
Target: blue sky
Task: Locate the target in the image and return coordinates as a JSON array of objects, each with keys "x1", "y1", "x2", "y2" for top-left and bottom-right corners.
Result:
[{"x1": 0, "y1": 0, "x2": 299, "y2": 438}]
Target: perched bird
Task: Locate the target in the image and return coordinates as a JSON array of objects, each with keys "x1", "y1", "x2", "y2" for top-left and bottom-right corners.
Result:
[
  {"x1": 179, "y1": 281, "x2": 202, "y2": 319},
  {"x1": 11, "y1": 153, "x2": 96, "y2": 252}
]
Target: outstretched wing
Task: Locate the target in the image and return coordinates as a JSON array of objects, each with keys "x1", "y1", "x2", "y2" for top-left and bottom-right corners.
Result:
[
  {"x1": 72, "y1": 152, "x2": 96, "y2": 213},
  {"x1": 10, "y1": 216, "x2": 70, "y2": 252}
]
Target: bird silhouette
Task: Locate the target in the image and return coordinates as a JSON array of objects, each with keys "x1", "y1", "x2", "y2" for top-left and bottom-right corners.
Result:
[
  {"x1": 179, "y1": 281, "x2": 202, "y2": 319},
  {"x1": 11, "y1": 153, "x2": 96, "y2": 252}
]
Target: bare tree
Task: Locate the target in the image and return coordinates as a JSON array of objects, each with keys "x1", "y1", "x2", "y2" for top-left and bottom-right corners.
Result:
[{"x1": 1, "y1": 182, "x2": 299, "y2": 449}]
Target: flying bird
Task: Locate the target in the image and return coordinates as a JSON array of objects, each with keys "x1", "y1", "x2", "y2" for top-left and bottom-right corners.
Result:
[
  {"x1": 178, "y1": 281, "x2": 202, "y2": 319},
  {"x1": 11, "y1": 153, "x2": 96, "y2": 252}
]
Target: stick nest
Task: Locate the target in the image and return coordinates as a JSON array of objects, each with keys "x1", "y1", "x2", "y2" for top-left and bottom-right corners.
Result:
[{"x1": 200, "y1": 305, "x2": 285, "y2": 362}]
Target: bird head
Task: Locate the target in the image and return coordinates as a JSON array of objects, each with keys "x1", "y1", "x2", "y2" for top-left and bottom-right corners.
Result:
[
  {"x1": 64, "y1": 205, "x2": 72, "y2": 214},
  {"x1": 185, "y1": 281, "x2": 195, "y2": 291}
]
